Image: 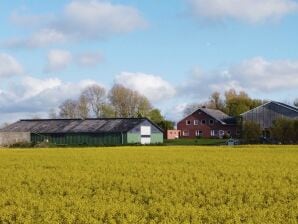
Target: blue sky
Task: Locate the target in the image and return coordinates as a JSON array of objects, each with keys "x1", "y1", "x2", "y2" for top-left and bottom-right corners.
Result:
[{"x1": 0, "y1": 0, "x2": 298, "y2": 124}]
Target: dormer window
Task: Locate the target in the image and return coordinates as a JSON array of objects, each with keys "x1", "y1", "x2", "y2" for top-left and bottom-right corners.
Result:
[{"x1": 186, "y1": 120, "x2": 191, "y2": 125}]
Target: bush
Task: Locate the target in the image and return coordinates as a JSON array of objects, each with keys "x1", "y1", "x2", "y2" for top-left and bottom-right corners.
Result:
[
  {"x1": 242, "y1": 121, "x2": 261, "y2": 144},
  {"x1": 271, "y1": 118, "x2": 296, "y2": 144}
]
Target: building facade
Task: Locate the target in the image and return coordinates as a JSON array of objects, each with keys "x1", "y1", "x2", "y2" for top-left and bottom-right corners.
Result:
[
  {"x1": 177, "y1": 108, "x2": 239, "y2": 139},
  {"x1": 0, "y1": 118, "x2": 164, "y2": 146},
  {"x1": 166, "y1": 130, "x2": 181, "y2": 140}
]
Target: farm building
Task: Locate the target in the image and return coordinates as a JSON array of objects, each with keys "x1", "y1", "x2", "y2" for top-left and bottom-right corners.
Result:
[
  {"x1": 177, "y1": 107, "x2": 239, "y2": 138},
  {"x1": 241, "y1": 101, "x2": 298, "y2": 134},
  {"x1": 0, "y1": 118, "x2": 163, "y2": 146}
]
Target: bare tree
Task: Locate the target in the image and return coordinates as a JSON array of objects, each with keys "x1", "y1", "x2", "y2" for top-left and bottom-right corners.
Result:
[
  {"x1": 59, "y1": 99, "x2": 78, "y2": 118},
  {"x1": 208, "y1": 91, "x2": 224, "y2": 110},
  {"x1": 294, "y1": 98, "x2": 298, "y2": 107},
  {"x1": 82, "y1": 84, "x2": 106, "y2": 117},
  {"x1": 183, "y1": 103, "x2": 201, "y2": 116},
  {"x1": 76, "y1": 95, "x2": 90, "y2": 118}
]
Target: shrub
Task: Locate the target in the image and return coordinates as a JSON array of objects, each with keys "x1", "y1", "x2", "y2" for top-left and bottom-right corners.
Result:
[{"x1": 242, "y1": 121, "x2": 261, "y2": 144}]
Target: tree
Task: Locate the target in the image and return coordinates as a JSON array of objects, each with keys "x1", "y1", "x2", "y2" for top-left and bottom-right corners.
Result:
[
  {"x1": 224, "y1": 89, "x2": 263, "y2": 116},
  {"x1": 158, "y1": 120, "x2": 174, "y2": 131},
  {"x1": 271, "y1": 118, "x2": 295, "y2": 144},
  {"x1": 59, "y1": 99, "x2": 78, "y2": 118},
  {"x1": 183, "y1": 103, "x2": 201, "y2": 116},
  {"x1": 242, "y1": 121, "x2": 261, "y2": 144},
  {"x1": 108, "y1": 84, "x2": 152, "y2": 117},
  {"x1": 76, "y1": 95, "x2": 90, "y2": 118},
  {"x1": 148, "y1": 109, "x2": 164, "y2": 124},
  {"x1": 100, "y1": 103, "x2": 116, "y2": 118},
  {"x1": 81, "y1": 84, "x2": 106, "y2": 118},
  {"x1": 208, "y1": 91, "x2": 224, "y2": 110},
  {"x1": 294, "y1": 98, "x2": 298, "y2": 107}
]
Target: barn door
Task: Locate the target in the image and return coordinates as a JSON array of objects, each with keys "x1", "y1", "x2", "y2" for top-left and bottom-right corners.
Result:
[{"x1": 141, "y1": 126, "x2": 151, "y2": 144}]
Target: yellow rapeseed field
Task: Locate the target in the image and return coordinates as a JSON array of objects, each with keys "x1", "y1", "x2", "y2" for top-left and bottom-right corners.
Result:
[{"x1": 0, "y1": 146, "x2": 297, "y2": 223}]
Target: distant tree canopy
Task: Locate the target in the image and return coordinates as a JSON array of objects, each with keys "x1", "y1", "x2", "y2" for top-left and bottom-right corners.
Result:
[
  {"x1": 50, "y1": 84, "x2": 174, "y2": 130},
  {"x1": 183, "y1": 89, "x2": 265, "y2": 117}
]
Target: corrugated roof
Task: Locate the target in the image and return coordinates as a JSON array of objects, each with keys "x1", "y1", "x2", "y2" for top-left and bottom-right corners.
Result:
[
  {"x1": 240, "y1": 101, "x2": 298, "y2": 116},
  {"x1": 0, "y1": 118, "x2": 162, "y2": 133}
]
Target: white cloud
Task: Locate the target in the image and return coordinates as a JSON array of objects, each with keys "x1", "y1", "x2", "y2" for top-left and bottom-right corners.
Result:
[
  {"x1": 187, "y1": 0, "x2": 298, "y2": 23},
  {"x1": 0, "y1": 76, "x2": 100, "y2": 116},
  {"x1": 6, "y1": 0, "x2": 147, "y2": 48},
  {"x1": 115, "y1": 72, "x2": 176, "y2": 102},
  {"x1": 6, "y1": 29, "x2": 67, "y2": 49},
  {"x1": 0, "y1": 53, "x2": 23, "y2": 78},
  {"x1": 60, "y1": 0, "x2": 147, "y2": 39},
  {"x1": 76, "y1": 52, "x2": 103, "y2": 67},
  {"x1": 45, "y1": 49, "x2": 72, "y2": 73},
  {"x1": 181, "y1": 57, "x2": 298, "y2": 99},
  {"x1": 10, "y1": 9, "x2": 53, "y2": 28}
]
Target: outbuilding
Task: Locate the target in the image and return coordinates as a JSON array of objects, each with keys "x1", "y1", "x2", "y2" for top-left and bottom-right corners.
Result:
[{"x1": 0, "y1": 118, "x2": 164, "y2": 146}]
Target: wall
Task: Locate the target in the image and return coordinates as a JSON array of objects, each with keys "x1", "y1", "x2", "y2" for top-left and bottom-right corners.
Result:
[
  {"x1": 31, "y1": 133, "x2": 123, "y2": 145},
  {"x1": 0, "y1": 132, "x2": 31, "y2": 146}
]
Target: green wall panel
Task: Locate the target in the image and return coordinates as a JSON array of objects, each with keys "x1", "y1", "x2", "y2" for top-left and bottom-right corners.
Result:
[
  {"x1": 151, "y1": 133, "x2": 163, "y2": 144},
  {"x1": 127, "y1": 133, "x2": 140, "y2": 144}
]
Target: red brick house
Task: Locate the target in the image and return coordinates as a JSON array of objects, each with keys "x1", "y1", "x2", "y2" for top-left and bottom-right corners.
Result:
[{"x1": 177, "y1": 107, "x2": 239, "y2": 138}]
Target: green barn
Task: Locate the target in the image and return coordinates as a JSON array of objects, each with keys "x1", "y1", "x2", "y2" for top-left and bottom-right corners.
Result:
[{"x1": 0, "y1": 118, "x2": 164, "y2": 146}]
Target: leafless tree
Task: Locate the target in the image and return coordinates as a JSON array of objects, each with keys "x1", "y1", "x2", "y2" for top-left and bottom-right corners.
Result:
[
  {"x1": 81, "y1": 84, "x2": 106, "y2": 118},
  {"x1": 59, "y1": 99, "x2": 78, "y2": 118},
  {"x1": 76, "y1": 95, "x2": 90, "y2": 118}
]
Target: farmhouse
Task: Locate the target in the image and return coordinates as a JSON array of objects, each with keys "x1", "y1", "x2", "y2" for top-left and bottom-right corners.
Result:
[
  {"x1": 177, "y1": 107, "x2": 239, "y2": 138},
  {"x1": 241, "y1": 101, "x2": 298, "y2": 136},
  {"x1": 0, "y1": 118, "x2": 164, "y2": 146}
]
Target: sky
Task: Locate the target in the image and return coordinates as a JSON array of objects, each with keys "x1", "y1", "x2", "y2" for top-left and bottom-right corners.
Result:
[{"x1": 0, "y1": 0, "x2": 298, "y2": 124}]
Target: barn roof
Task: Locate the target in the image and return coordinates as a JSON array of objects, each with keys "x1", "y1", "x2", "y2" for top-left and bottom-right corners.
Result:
[
  {"x1": 240, "y1": 101, "x2": 298, "y2": 117},
  {"x1": 0, "y1": 118, "x2": 163, "y2": 133}
]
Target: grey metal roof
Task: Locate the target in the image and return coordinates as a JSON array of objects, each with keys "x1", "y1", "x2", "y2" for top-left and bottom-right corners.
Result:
[
  {"x1": 0, "y1": 118, "x2": 163, "y2": 133},
  {"x1": 240, "y1": 101, "x2": 298, "y2": 117},
  {"x1": 183, "y1": 107, "x2": 235, "y2": 125},
  {"x1": 200, "y1": 108, "x2": 231, "y2": 124}
]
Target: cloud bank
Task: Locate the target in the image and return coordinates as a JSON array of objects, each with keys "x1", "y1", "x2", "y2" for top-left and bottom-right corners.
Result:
[{"x1": 187, "y1": 0, "x2": 298, "y2": 23}]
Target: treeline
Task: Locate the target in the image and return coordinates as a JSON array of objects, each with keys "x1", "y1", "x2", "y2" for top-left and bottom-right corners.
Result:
[
  {"x1": 184, "y1": 89, "x2": 267, "y2": 116},
  {"x1": 243, "y1": 118, "x2": 298, "y2": 144},
  {"x1": 49, "y1": 84, "x2": 174, "y2": 130}
]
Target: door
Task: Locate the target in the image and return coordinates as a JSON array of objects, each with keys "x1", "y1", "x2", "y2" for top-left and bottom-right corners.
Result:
[{"x1": 141, "y1": 126, "x2": 151, "y2": 144}]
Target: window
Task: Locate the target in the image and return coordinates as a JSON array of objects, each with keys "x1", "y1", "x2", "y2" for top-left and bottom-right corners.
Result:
[
  {"x1": 210, "y1": 130, "x2": 215, "y2": 136},
  {"x1": 194, "y1": 120, "x2": 199, "y2": 125},
  {"x1": 182, "y1": 130, "x2": 189, "y2": 136},
  {"x1": 219, "y1": 130, "x2": 225, "y2": 136},
  {"x1": 201, "y1": 120, "x2": 206, "y2": 125},
  {"x1": 227, "y1": 131, "x2": 231, "y2": 135},
  {"x1": 186, "y1": 120, "x2": 191, "y2": 125},
  {"x1": 209, "y1": 119, "x2": 214, "y2": 125},
  {"x1": 195, "y1": 130, "x2": 202, "y2": 136}
]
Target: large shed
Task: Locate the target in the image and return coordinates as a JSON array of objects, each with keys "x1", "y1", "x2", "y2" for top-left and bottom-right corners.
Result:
[
  {"x1": 241, "y1": 101, "x2": 298, "y2": 130},
  {"x1": 0, "y1": 118, "x2": 164, "y2": 146}
]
